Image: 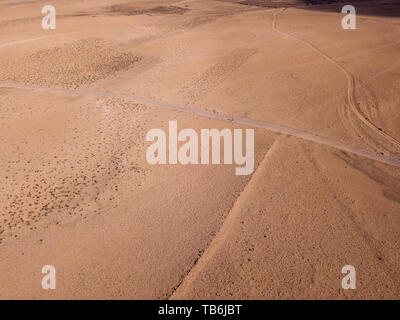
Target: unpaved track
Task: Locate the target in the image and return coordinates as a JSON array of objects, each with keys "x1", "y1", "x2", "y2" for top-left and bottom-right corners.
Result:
[
  {"x1": 2, "y1": 82, "x2": 400, "y2": 168},
  {"x1": 272, "y1": 8, "x2": 400, "y2": 153},
  {"x1": 0, "y1": 36, "x2": 47, "y2": 48}
]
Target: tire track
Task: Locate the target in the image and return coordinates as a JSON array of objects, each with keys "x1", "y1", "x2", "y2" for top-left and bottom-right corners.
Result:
[
  {"x1": 272, "y1": 8, "x2": 400, "y2": 153},
  {"x1": 0, "y1": 32, "x2": 81, "y2": 49},
  {"x1": 0, "y1": 36, "x2": 47, "y2": 49},
  {"x1": 170, "y1": 139, "x2": 280, "y2": 299},
  {"x1": 1, "y1": 82, "x2": 400, "y2": 168}
]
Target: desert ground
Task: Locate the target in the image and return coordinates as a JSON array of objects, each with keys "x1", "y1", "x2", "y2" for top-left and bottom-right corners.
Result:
[{"x1": 0, "y1": 0, "x2": 399, "y2": 299}]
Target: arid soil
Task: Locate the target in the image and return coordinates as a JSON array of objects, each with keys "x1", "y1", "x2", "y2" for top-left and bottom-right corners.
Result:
[{"x1": 0, "y1": 0, "x2": 399, "y2": 299}]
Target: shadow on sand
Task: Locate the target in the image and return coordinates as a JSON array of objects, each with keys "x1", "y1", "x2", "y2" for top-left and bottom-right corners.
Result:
[{"x1": 235, "y1": 0, "x2": 400, "y2": 18}]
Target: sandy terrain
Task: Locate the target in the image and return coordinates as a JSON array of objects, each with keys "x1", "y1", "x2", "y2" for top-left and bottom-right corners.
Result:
[{"x1": 0, "y1": 0, "x2": 399, "y2": 299}]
